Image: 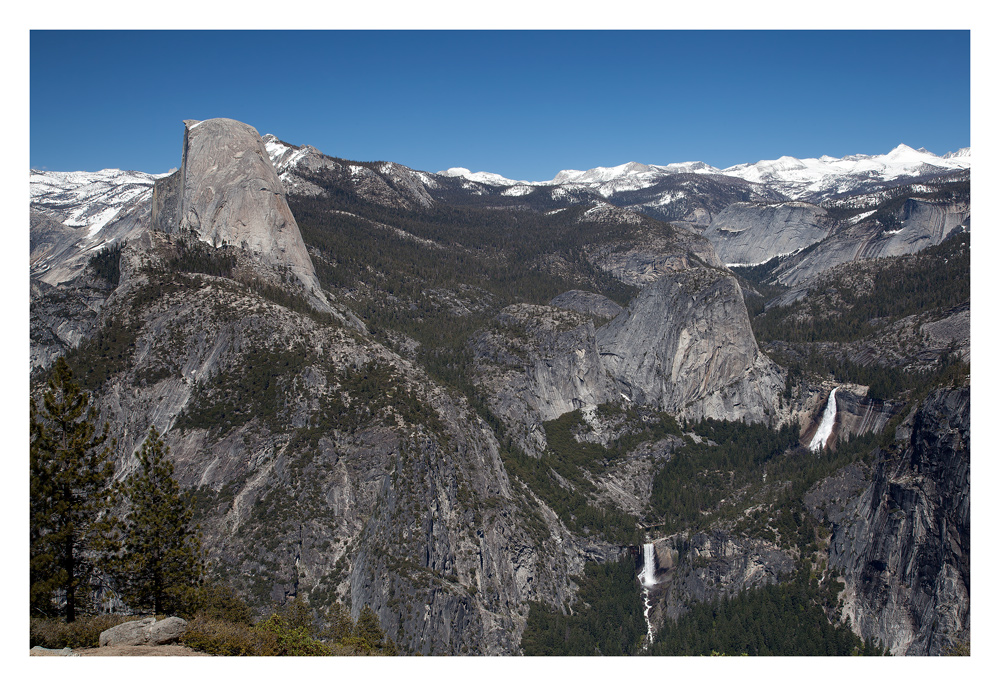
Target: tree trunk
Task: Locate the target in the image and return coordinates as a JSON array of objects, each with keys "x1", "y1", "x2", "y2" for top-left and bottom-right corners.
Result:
[{"x1": 65, "y1": 530, "x2": 75, "y2": 622}]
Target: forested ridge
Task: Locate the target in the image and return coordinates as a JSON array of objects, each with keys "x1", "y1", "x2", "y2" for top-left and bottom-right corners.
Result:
[
  {"x1": 750, "y1": 232, "x2": 969, "y2": 345},
  {"x1": 648, "y1": 565, "x2": 884, "y2": 656},
  {"x1": 736, "y1": 233, "x2": 970, "y2": 401}
]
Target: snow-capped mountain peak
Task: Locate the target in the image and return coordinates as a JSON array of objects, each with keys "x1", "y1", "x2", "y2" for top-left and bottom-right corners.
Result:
[
  {"x1": 437, "y1": 167, "x2": 528, "y2": 186},
  {"x1": 551, "y1": 161, "x2": 663, "y2": 185},
  {"x1": 262, "y1": 134, "x2": 320, "y2": 174}
]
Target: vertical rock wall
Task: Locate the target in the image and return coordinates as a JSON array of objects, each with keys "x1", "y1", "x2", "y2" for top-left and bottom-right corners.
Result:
[
  {"x1": 151, "y1": 118, "x2": 328, "y2": 309},
  {"x1": 806, "y1": 386, "x2": 970, "y2": 654}
]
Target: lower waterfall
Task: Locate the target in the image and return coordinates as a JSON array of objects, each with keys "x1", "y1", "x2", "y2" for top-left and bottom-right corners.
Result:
[
  {"x1": 638, "y1": 542, "x2": 656, "y2": 647},
  {"x1": 809, "y1": 387, "x2": 838, "y2": 452}
]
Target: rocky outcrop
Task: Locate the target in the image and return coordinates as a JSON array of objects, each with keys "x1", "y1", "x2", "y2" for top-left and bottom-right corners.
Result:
[
  {"x1": 151, "y1": 118, "x2": 328, "y2": 310},
  {"x1": 804, "y1": 386, "x2": 970, "y2": 654},
  {"x1": 920, "y1": 304, "x2": 970, "y2": 363},
  {"x1": 702, "y1": 201, "x2": 834, "y2": 267},
  {"x1": 582, "y1": 215, "x2": 725, "y2": 287},
  {"x1": 29, "y1": 646, "x2": 78, "y2": 656},
  {"x1": 645, "y1": 531, "x2": 796, "y2": 629},
  {"x1": 832, "y1": 388, "x2": 902, "y2": 444},
  {"x1": 99, "y1": 616, "x2": 187, "y2": 646},
  {"x1": 30, "y1": 278, "x2": 106, "y2": 372},
  {"x1": 596, "y1": 267, "x2": 784, "y2": 423},
  {"x1": 870, "y1": 198, "x2": 970, "y2": 258},
  {"x1": 549, "y1": 290, "x2": 623, "y2": 320},
  {"x1": 594, "y1": 436, "x2": 683, "y2": 517}
]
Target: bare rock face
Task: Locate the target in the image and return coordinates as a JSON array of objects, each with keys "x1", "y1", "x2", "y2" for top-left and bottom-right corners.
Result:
[
  {"x1": 471, "y1": 304, "x2": 618, "y2": 454},
  {"x1": 152, "y1": 118, "x2": 327, "y2": 309},
  {"x1": 775, "y1": 199, "x2": 969, "y2": 286},
  {"x1": 702, "y1": 201, "x2": 834, "y2": 267},
  {"x1": 832, "y1": 388, "x2": 903, "y2": 445},
  {"x1": 30, "y1": 169, "x2": 161, "y2": 287},
  {"x1": 596, "y1": 267, "x2": 783, "y2": 423},
  {"x1": 646, "y1": 531, "x2": 796, "y2": 628}
]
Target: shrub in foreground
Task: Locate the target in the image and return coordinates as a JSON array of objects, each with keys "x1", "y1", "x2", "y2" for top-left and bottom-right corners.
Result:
[
  {"x1": 182, "y1": 614, "x2": 339, "y2": 656},
  {"x1": 30, "y1": 614, "x2": 144, "y2": 649}
]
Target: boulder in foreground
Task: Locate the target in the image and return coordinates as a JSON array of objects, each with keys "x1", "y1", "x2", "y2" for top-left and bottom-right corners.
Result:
[{"x1": 99, "y1": 616, "x2": 188, "y2": 647}]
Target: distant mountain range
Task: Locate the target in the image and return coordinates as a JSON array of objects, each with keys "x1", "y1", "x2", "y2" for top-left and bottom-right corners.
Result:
[{"x1": 439, "y1": 144, "x2": 971, "y2": 203}]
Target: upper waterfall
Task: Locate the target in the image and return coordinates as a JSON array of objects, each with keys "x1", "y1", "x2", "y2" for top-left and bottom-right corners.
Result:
[{"x1": 809, "y1": 387, "x2": 838, "y2": 452}]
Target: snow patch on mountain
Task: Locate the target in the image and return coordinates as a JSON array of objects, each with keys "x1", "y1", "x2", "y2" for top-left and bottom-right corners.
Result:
[
  {"x1": 438, "y1": 167, "x2": 528, "y2": 186},
  {"x1": 502, "y1": 185, "x2": 534, "y2": 197},
  {"x1": 30, "y1": 168, "x2": 167, "y2": 235}
]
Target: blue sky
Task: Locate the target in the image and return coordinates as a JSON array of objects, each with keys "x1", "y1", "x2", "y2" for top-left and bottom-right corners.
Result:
[{"x1": 30, "y1": 30, "x2": 970, "y2": 181}]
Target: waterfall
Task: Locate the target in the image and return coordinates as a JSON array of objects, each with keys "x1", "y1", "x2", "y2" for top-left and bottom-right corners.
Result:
[
  {"x1": 639, "y1": 543, "x2": 656, "y2": 587},
  {"x1": 638, "y1": 543, "x2": 656, "y2": 646},
  {"x1": 809, "y1": 387, "x2": 838, "y2": 452}
]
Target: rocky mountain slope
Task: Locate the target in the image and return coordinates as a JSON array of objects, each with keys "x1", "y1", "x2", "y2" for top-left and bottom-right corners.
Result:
[
  {"x1": 596, "y1": 267, "x2": 784, "y2": 423},
  {"x1": 438, "y1": 145, "x2": 970, "y2": 284},
  {"x1": 29, "y1": 119, "x2": 970, "y2": 655}
]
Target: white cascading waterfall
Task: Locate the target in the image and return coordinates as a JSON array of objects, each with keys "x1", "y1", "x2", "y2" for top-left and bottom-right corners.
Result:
[
  {"x1": 638, "y1": 542, "x2": 656, "y2": 647},
  {"x1": 640, "y1": 542, "x2": 656, "y2": 586},
  {"x1": 809, "y1": 387, "x2": 838, "y2": 452}
]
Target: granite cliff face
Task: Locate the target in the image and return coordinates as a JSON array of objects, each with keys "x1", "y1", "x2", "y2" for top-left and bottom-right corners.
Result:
[
  {"x1": 54, "y1": 231, "x2": 623, "y2": 656},
  {"x1": 470, "y1": 270, "x2": 787, "y2": 457},
  {"x1": 470, "y1": 303, "x2": 618, "y2": 455},
  {"x1": 805, "y1": 386, "x2": 970, "y2": 654},
  {"x1": 152, "y1": 119, "x2": 328, "y2": 310},
  {"x1": 597, "y1": 267, "x2": 784, "y2": 424},
  {"x1": 775, "y1": 195, "x2": 969, "y2": 287},
  {"x1": 702, "y1": 201, "x2": 834, "y2": 267}
]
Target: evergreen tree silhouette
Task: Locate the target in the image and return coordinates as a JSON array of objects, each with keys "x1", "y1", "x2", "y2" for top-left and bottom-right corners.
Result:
[{"x1": 30, "y1": 357, "x2": 118, "y2": 621}]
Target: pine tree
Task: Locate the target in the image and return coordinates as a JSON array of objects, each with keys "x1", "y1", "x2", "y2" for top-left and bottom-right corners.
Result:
[
  {"x1": 322, "y1": 600, "x2": 355, "y2": 642},
  {"x1": 30, "y1": 357, "x2": 118, "y2": 621},
  {"x1": 353, "y1": 604, "x2": 396, "y2": 654},
  {"x1": 279, "y1": 595, "x2": 315, "y2": 636},
  {"x1": 114, "y1": 426, "x2": 202, "y2": 614},
  {"x1": 353, "y1": 604, "x2": 384, "y2": 649}
]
